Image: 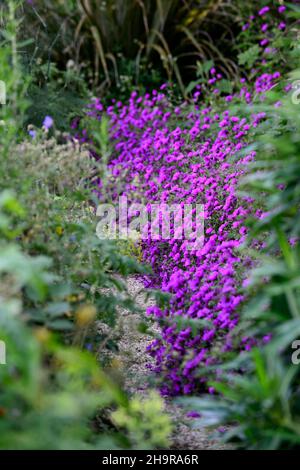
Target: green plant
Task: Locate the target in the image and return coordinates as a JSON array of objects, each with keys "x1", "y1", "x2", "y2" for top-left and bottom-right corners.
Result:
[
  {"x1": 26, "y1": 61, "x2": 92, "y2": 131},
  {"x1": 0, "y1": 192, "x2": 171, "y2": 449},
  {"x1": 180, "y1": 348, "x2": 300, "y2": 450},
  {"x1": 179, "y1": 91, "x2": 300, "y2": 449},
  {"x1": 0, "y1": 0, "x2": 30, "y2": 146},
  {"x1": 22, "y1": 0, "x2": 245, "y2": 99},
  {"x1": 112, "y1": 391, "x2": 172, "y2": 449},
  {"x1": 0, "y1": 1, "x2": 171, "y2": 450}
]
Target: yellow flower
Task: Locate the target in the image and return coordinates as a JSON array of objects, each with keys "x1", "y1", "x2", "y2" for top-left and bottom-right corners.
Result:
[
  {"x1": 111, "y1": 358, "x2": 122, "y2": 369},
  {"x1": 75, "y1": 304, "x2": 97, "y2": 327},
  {"x1": 55, "y1": 226, "x2": 63, "y2": 236},
  {"x1": 34, "y1": 327, "x2": 51, "y2": 343},
  {"x1": 66, "y1": 294, "x2": 78, "y2": 302}
]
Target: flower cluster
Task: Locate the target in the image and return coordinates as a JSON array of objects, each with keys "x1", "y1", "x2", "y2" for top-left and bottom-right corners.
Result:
[{"x1": 79, "y1": 4, "x2": 289, "y2": 395}]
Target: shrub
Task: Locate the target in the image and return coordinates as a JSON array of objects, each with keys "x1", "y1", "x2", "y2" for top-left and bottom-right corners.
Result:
[
  {"x1": 80, "y1": 2, "x2": 298, "y2": 397},
  {"x1": 179, "y1": 94, "x2": 300, "y2": 449},
  {"x1": 21, "y1": 0, "x2": 256, "y2": 99},
  {"x1": 0, "y1": 0, "x2": 171, "y2": 449}
]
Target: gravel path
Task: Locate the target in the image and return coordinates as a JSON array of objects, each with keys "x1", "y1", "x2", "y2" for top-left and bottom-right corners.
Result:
[{"x1": 115, "y1": 276, "x2": 229, "y2": 450}]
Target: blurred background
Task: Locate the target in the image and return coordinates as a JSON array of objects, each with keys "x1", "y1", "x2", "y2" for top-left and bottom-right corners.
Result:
[{"x1": 21, "y1": 0, "x2": 270, "y2": 127}]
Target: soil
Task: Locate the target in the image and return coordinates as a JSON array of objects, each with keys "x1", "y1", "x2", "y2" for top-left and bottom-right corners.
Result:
[{"x1": 114, "y1": 276, "x2": 230, "y2": 450}]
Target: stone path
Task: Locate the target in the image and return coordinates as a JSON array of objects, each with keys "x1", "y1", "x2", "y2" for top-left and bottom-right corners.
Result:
[{"x1": 115, "y1": 276, "x2": 229, "y2": 450}]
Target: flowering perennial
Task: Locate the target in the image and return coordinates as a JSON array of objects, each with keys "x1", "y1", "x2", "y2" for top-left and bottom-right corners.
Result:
[{"x1": 79, "y1": 4, "x2": 290, "y2": 395}]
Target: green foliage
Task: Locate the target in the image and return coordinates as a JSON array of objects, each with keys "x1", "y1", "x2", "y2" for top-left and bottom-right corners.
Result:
[
  {"x1": 0, "y1": 149, "x2": 170, "y2": 449},
  {"x1": 112, "y1": 391, "x2": 172, "y2": 450},
  {"x1": 3, "y1": 0, "x2": 299, "y2": 452},
  {"x1": 0, "y1": 1, "x2": 171, "y2": 450},
  {"x1": 238, "y1": 45, "x2": 260, "y2": 69},
  {"x1": 235, "y1": 3, "x2": 300, "y2": 81},
  {"x1": 21, "y1": 0, "x2": 245, "y2": 99},
  {"x1": 0, "y1": 0, "x2": 30, "y2": 143},
  {"x1": 26, "y1": 63, "x2": 91, "y2": 131},
  {"x1": 179, "y1": 348, "x2": 300, "y2": 450},
  {"x1": 180, "y1": 92, "x2": 300, "y2": 450}
]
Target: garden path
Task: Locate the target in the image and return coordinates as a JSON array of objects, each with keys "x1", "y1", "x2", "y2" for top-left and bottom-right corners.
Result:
[{"x1": 116, "y1": 276, "x2": 229, "y2": 450}]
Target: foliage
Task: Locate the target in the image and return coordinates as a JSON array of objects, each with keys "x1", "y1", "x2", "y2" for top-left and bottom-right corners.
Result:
[
  {"x1": 21, "y1": 0, "x2": 251, "y2": 99},
  {"x1": 0, "y1": 0, "x2": 30, "y2": 142},
  {"x1": 112, "y1": 391, "x2": 172, "y2": 449},
  {"x1": 26, "y1": 61, "x2": 92, "y2": 131},
  {"x1": 238, "y1": 45, "x2": 260, "y2": 69},
  {"x1": 80, "y1": 3, "x2": 298, "y2": 397},
  {"x1": 1, "y1": 0, "x2": 300, "y2": 452},
  {"x1": 0, "y1": 184, "x2": 172, "y2": 448},
  {"x1": 179, "y1": 348, "x2": 300, "y2": 450},
  {"x1": 178, "y1": 83, "x2": 300, "y2": 449},
  {"x1": 0, "y1": 1, "x2": 171, "y2": 450}
]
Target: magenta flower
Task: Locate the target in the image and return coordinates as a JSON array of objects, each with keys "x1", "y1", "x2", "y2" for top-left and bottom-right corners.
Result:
[
  {"x1": 28, "y1": 129, "x2": 36, "y2": 139},
  {"x1": 258, "y1": 6, "x2": 270, "y2": 16},
  {"x1": 43, "y1": 115, "x2": 53, "y2": 129},
  {"x1": 278, "y1": 5, "x2": 286, "y2": 13},
  {"x1": 72, "y1": 13, "x2": 291, "y2": 395},
  {"x1": 260, "y1": 38, "x2": 269, "y2": 46}
]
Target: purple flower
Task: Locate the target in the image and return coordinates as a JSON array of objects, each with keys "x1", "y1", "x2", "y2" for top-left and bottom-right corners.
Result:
[
  {"x1": 260, "y1": 38, "x2": 269, "y2": 47},
  {"x1": 258, "y1": 6, "x2": 270, "y2": 16},
  {"x1": 186, "y1": 411, "x2": 201, "y2": 418},
  {"x1": 28, "y1": 129, "x2": 36, "y2": 139},
  {"x1": 218, "y1": 427, "x2": 226, "y2": 434},
  {"x1": 43, "y1": 115, "x2": 54, "y2": 129},
  {"x1": 289, "y1": 237, "x2": 298, "y2": 247},
  {"x1": 74, "y1": 11, "x2": 289, "y2": 395},
  {"x1": 263, "y1": 335, "x2": 272, "y2": 344}
]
